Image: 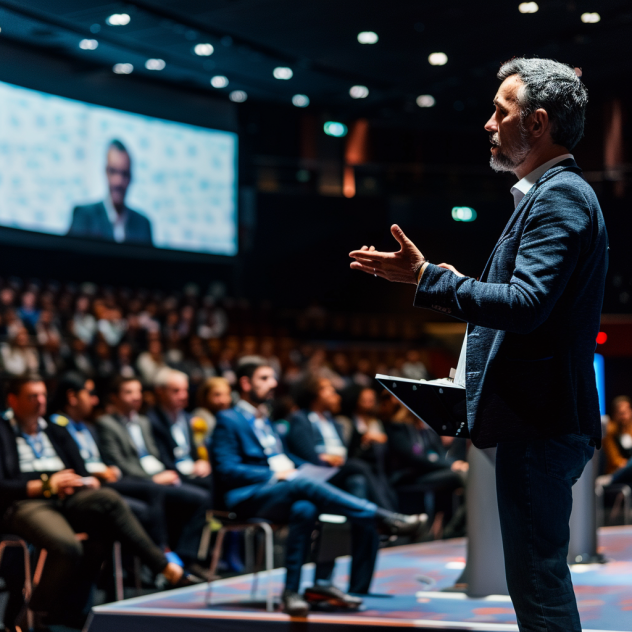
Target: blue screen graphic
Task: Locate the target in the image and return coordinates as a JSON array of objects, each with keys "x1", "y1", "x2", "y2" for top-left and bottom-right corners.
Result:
[{"x1": 0, "y1": 81, "x2": 237, "y2": 255}]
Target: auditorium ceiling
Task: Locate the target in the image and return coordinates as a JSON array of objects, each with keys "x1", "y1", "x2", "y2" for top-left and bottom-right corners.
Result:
[{"x1": 0, "y1": 0, "x2": 630, "y2": 122}]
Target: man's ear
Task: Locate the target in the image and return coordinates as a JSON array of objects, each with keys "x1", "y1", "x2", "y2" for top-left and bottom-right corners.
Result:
[
  {"x1": 529, "y1": 108, "x2": 549, "y2": 139},
  {"x1": 238, "y1": 376, "x2": 251, "y2": 394}
]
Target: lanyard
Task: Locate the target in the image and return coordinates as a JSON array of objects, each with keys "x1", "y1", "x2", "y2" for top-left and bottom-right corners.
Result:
[
  {"x1": 248, "y1": 415, "x2": 283, "y2": 456},
  {"x1": 21, "y1": 431, "x2": 46, "y2": 459},
  {"x1": 66, "y1": 420, "x2": 100, "y2": 461}
]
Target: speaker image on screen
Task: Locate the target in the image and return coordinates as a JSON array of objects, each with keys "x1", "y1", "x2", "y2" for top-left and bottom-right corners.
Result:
[{"x1": 0, "y1": 80, "x2": 238, "y2": 256}]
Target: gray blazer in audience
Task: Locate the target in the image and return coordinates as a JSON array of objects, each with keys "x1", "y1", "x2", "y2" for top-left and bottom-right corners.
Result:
[{"x1": 96, "y1": 413, "x2": 163, "y2": 479}]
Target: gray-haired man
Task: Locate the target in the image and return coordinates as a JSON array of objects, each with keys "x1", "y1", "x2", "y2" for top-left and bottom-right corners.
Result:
[{"x1": 350, "y1": 58, "x2": 607, "y2": 632}]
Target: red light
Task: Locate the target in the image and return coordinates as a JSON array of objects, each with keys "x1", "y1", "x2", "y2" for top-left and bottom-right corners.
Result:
[{"x1": 596, "y1": 332, "x2": 608, "y2": 345}]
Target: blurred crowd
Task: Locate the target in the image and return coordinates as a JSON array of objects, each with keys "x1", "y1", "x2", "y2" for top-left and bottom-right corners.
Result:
[{"x1": 0, "y1": 277, "x2": 442, "y2": 403}]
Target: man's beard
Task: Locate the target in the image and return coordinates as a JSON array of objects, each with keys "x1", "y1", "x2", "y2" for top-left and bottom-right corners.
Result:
[
  {"x1": 489, "y1": 130, "x2": 530, "y2": 173},
  {"x1": 250, "y1": 390, "x2": 274, "y2": 406}
]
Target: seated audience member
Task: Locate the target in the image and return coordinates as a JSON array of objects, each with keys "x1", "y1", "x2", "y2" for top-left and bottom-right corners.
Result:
[
  {"x1": 48, "y1": 372, "x2": 168, "y2": 549},
  {"x1": 147, "y1": 368, "x2": 211, "y2": 485},
  {"x1": 1, "y1": 327, "x2": 40, "y2": 376},
  {"x1": 338, "y1": 385, "x2": 388, "y2": 461},
  {"x1": 97, "y1": 376, "x2": 211, "y2": 575},
  {"x1": 288, "y1": 377, "x2": 395, "y2": 510},
  {"x1": 211, "y1": 360, "x2": 425, "y2": 617},
  {"x1": 191, "y1": 375, "x2": 233, "y2": 444},
  {"x1": 0, "y1": 376, "x2": 190, "y2": 630},
  {"x1": 383, "y1": 393, "x2": 467, "y2": 522},
  {"x1": 604, "y1": 396, "x2": 632, "y2": 483}
]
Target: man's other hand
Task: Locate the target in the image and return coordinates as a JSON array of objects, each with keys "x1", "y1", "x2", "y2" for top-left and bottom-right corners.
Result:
[
  {"x1": 275, "y1": 469, "x2": 297, "y2": 481},
  {"x1": 193, "y1": 459, "x2": 212, "y2": 478},
  {"x1": 153, "y1": 470, "x2": 180, "y2": 486},
  {"x1": 437, "y1": 263, "x2": 465, "y2": 278},
  {"x1": 319, "y1": 454, "x2": 345, "y2": 467},
  {"x1": 349, "y1": 225, "x2": 425, "y2": 285}
]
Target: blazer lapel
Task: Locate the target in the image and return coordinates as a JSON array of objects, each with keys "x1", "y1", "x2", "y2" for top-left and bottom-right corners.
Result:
[
  {"x1": 479, "y1": 161, "x2": 582, "y2": 281},
  {"x1": 96, "y1": 202, "x2": 115, "y2": 241}
]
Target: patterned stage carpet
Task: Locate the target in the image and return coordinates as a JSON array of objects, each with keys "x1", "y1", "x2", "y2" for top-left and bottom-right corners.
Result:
[{"x1": 89, "y1": 525, "x2": 632, "y2": 631}]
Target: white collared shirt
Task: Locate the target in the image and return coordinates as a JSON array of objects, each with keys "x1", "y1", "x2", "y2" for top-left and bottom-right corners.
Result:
[
  {"x1": 104, "y1": 195, "x2": 127, "y2": 243},
  {"x1": 510, "y1": 153, "x2": 573, "y2": 208}
]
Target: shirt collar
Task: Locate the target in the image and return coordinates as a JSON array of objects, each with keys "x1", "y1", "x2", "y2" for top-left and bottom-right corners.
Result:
[
  {"x1": 236, "y1": 399, "x2": 264, "y2": 420},
  {"x1": 510, "y1": 153, "x2": 574, "y2": 208},
  {"x1": 11, "y1": 416, "x2": 47, "y2": 435}
]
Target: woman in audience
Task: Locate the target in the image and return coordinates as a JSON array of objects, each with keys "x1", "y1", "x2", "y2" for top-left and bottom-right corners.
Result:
[
  {"x1": 603, "y1": 395, "x2": 632, "y2": 483},
  {"x1": 191, "y1": 376, "x2": 233, "y2": 443}
]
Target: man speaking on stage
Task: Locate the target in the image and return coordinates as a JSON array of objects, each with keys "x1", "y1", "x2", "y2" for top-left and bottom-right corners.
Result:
[{"x1": 350, "y1": 58, "x2": 608, "y2": 632}]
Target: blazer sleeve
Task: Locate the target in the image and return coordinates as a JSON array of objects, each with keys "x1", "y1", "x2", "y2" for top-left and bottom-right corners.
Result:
[
  {"x1": 0, "y1": 422, "x2": 29, "y2": 506},
  {"x1": 414, "y1": 183, "x2": 593, "y2": 335},
  {"x1": 211, "y1": 413, "x2": 274, "y2": 487},
  {"x1": 286, "y1": 413, "x2": 321, "y2": 465}
]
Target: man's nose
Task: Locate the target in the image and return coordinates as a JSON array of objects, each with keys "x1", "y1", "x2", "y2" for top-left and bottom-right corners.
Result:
[{"x1": 484, "y1": 113, "x2": 497, "y2": 132}]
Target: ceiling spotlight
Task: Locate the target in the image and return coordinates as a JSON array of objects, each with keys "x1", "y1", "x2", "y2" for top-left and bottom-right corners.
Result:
[
  {"x1": 518, "y1": 2, "x2": 539, "y2": 13},
  {"x1": 357, "y1": 31, "x2": 379, "y2": 44},
  {"x1": 113, "y1": 63, "x2": 133, "y2": 75},
  {"x1": 229, "y1": 90, "x2": 248, "y2": 103},
  {"x1": 581, "y1": 12, "x2": 601, "y2": 23},
  {"x1": 323, "y1": 121, "x2": 348, "y2": 138},
  {"x1": 79, "y1": 39, "x2": 98, "y2": 50},
  {"x1": 292, "y1": 94, "x2": 310, "y2": 108},
  {"x1": 145, "y1": 58, "x2": 166, "y2": 71},
  {"x1": 106, "y1": 13, "x2": 130, "y2": 26},
  {"x1": 349, "y1": 85, "x2": 369, "y2": 99},
  {"x1": 416, "y1": 94, "x2": 436, "y2": 108},
  {"x1": 273, "y1": 67, "x2": 293, "y2": 80},
  {"x1": 428, "y1": 52, "x2": 448, "y2": 66},
  {"x1": 194, "y1": 43, "x2": 214, "y2": 56},
  {"x1": 210, "y1": 75, "x2": 229, "y2": 88}
]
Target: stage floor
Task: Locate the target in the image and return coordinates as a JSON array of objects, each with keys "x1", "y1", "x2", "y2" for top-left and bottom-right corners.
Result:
[{"x1": 88, "y1": 525, "x2": 632, "y2": 631}]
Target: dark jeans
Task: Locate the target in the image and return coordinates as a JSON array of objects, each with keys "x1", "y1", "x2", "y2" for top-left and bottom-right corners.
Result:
[
  {"x1": 496, "y1": 434, "x2": 594, "y2": 632},
  {"x1": 234, "y1": 476, "x2": 378, "y2": 594},
  {"x1": 4, "y1": 488, "x2": 167, "y2": 625}
]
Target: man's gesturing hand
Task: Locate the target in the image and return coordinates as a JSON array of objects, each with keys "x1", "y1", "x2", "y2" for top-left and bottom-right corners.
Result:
[{"x1": 349, "y1": 225, "x2": 425, "y2": 285}]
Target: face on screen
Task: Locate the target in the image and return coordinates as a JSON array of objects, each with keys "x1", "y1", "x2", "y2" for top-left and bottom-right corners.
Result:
[{"x1": 106, "y1": 148, "x2": 131, "y2": 208}]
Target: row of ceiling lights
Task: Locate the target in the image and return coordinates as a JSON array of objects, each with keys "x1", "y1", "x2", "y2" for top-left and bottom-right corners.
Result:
[
  {"x1": 81, "y1": 15, "x2": 447, "y2": 107},
  {"x1": 80, "y1": 7, "x2": 600, "y2": 110},
  {"x1": 518, "y1": 2, "x2": 601, "y2": 22}
]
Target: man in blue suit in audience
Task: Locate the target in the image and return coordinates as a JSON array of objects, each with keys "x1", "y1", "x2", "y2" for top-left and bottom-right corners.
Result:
[
  {"x1": 350, "y1": 58, "x2": 608, "y2": 632},
  {"x1": 67, "y1": 139, "x2": 153, "y2": 246},
  {"x1": 211, "y1": 359, "x2": 426, "y2": 617}
]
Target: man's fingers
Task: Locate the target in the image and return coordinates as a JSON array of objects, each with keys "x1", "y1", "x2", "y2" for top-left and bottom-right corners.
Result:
[
  {"x1": 391, "y1": 224, "x2": 413, "y2": 249},
  {"x1": 349, "y1": 249, "x2": 392, "y2": 262},
  {"x1": 350, "y1": 261, "x2": 387, "y2": 278},
  {"x1": 351, "y1": 256, "x2": 383, "y2": 268}
]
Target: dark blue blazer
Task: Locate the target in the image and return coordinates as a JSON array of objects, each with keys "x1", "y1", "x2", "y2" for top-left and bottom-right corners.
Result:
[
  {"x1": 146, "y1": 408, "x2": 199, "y2": 472},
  {"x1": 67, "y1": 201, "x2": 153, "y2": 246},
  {"x1": 414, "y1": 160, "x2": 608, "y2": 448},
  {"x1": 286, "y1": 410, "x2": 346, "y2": 465},
  {"x1": 211, "y1": 405, "x2": 305, "y2": 508}
]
